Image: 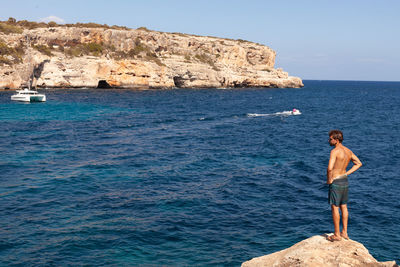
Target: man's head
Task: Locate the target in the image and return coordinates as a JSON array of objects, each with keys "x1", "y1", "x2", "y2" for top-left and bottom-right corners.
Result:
[{"x1": 329, "y1": 130, "x2": 343, "y2": 146}]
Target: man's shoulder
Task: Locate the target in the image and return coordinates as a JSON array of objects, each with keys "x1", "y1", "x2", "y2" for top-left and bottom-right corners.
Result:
[
  {"x1": 339, "y1": 145, "x2": 355, "y2": 158},
  {"x1": 332, "y1": 145, "x2": 352, "y2": 154},
  {"x1": 330, "y1": 148, "x2": 340, "y2": 157},
  {"x1": 342, "y1": 145, "x2": 353, "y2": 153}
]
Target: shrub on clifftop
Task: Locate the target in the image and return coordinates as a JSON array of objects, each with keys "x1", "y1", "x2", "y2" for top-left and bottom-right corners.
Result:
[
  {"x1": 0, "y1": 22, "x2": 23, "y2": 34},
  {"x1": 0, "y1": 19, "x2": 129, "y2": 31},
  {"x1": 16, "y1": 20, "x2": 47, "y2": 29}
]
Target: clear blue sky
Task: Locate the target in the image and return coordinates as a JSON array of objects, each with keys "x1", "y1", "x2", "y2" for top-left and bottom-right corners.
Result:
[{"x1": 2, "y1": 0, "x2": 400, "y2": 81}]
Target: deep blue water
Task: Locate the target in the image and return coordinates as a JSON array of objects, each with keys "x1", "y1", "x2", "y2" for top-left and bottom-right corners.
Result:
[{"x1": 1, "y1": 81, "x2": 399, "y2": 266}]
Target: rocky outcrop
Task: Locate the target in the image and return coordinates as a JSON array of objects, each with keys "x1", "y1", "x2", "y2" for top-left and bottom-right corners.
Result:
[
  {"x1": 0, "y1": 24, "x2": 303, "y2": 89},
  {"x1": 242, "y1": 235, "x2": 398, "y2": 267}
]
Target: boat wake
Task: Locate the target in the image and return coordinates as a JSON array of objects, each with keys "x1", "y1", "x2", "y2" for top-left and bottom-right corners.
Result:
[{"x1": 247, "y1": 109, "x2": 301, "y2": 117}]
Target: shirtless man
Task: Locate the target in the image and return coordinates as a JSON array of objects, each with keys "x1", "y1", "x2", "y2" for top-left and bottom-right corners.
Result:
[{"x1": 327, "y1": 130, "x2": 362, "y2": 242}]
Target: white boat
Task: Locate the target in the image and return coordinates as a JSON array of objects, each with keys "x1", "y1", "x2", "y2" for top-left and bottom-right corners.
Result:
[
  {"x1": 291, "y1": 108, "x2": 301, "y2": 115},
  {"x1": 11, "y1": 88, "x2": 46, "y2": 102}
]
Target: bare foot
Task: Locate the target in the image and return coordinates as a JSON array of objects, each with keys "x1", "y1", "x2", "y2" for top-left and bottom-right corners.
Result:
[
  {"x1": 341, "y1": 232, "x2": 349, "y2": 240},
  {"x1": 327, "y1": 234, "x2": 342, "y2": 242}
]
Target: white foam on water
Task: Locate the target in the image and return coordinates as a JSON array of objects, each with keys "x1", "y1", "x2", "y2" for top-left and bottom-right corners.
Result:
[
  {"x1": 247, "y1": 113, "x2": 270, "y2": 117},
  {"x1": 247, "y1": 110, "x2": 301, "y2": 117}
]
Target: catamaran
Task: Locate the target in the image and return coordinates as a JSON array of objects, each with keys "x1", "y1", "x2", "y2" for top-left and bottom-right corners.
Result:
[{"x1": 11, "y1": 88, "x2": 46, "y2": 102}]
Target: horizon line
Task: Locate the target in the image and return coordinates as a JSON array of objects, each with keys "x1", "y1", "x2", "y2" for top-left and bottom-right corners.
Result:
[{"x1": 302, "y1": 79, "x2": 400, "y2": 83}]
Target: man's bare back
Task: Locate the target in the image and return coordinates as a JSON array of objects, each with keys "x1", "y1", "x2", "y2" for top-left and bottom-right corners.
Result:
[{"x1": 327, "y1": 137, "x2": 362, "y2": 184}]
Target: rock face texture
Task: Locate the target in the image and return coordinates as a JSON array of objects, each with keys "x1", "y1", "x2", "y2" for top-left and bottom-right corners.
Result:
[
  {"x1": 242, "y1": 235, "x2": 398, "y2": 267},
  {"x1": 0, "y1": 25, "x2": 303, "y2": 89}
]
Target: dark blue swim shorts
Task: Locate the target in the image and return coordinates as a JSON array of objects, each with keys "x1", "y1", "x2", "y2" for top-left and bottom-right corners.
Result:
[{"x1": 329, "y1": 176, "x2": 349, "y2": 206}]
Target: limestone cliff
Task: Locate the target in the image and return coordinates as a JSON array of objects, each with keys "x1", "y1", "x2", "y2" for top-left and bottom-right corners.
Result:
[
  {"x1": 242, "y1": 235, "x2": 398, "y2": 267},
  {"x1": 0, "y1": 21, "x2": 303, "y2": 89}
]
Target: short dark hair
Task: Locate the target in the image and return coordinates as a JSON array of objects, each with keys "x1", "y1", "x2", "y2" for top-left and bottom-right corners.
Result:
[{"x1": 329, "y1": 130, "x2": 343, "y2": 143}]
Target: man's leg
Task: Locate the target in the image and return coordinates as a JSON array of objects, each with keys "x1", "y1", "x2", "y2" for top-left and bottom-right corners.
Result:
[
  {"x1": 340, "y1": 204, "x2": 349, "y2": 239},
  {"x1": 330, "y1": 204, "x2": 342, "y2": 240}
]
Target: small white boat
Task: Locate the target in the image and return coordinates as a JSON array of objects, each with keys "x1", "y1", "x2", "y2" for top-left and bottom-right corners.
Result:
[
  {"x1": 11, "y1": 88, "x2": 46, "y2": 102},
  {"x1": 291, "y1": 108, "x2": 301, "y2": 115}
]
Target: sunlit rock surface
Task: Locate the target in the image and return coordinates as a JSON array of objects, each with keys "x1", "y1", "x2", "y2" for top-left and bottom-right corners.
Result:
[{"x1": 242, "y1": 235, "x2": 398, "y2": 267}]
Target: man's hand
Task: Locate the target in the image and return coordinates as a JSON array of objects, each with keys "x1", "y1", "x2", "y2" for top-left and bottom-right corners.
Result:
[
  {"x1": 327, "y1": 177, "x2": 333, "y2": 184},
  {"x1": 345, "y1": 152, "x2": 362, "y2": 176}
]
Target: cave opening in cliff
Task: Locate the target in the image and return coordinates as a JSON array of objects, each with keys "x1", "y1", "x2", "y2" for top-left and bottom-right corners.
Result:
[
  {"x1": 97, "y1": 80, "x2": 112, "y2": 88},
  {"x1": 173, "y1": 76, "x2": 185, "y2": 88}
]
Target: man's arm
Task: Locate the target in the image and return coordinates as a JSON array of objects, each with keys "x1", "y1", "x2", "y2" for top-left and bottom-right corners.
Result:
[
  {"x1": 327, "y1": 150, "x2": 337, "y2": 184},
  {"x1": 345, "y1": 152, "x2": 362, "y2": 176}
]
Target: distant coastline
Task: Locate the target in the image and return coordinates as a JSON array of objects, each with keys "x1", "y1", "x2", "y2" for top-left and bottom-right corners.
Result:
[
  {"x1": 302, "y1": 79, "x2": 400, "y2": 83},
  {"x1": 0, "y1": 18, "x2": 303, "y2": 90}
]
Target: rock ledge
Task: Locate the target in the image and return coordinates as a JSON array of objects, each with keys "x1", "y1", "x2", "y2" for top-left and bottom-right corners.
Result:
[{"x1": 242, "y1": 235, "x2": 398, "y2": 267}]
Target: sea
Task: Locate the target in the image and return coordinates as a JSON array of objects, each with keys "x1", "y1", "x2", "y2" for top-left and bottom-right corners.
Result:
[{"x1": 1, "y1": 80, "x2": 399, "y2": 266}]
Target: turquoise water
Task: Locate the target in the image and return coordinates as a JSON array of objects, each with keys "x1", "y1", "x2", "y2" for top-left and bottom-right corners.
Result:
[{"x1": 1, "y1": 81, "x2": 399, "y2": 265}]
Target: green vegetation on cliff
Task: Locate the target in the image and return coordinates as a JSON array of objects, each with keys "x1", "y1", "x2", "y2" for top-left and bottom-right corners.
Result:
[
  {"x1": 33, "y1": 44, "x2": 53, "y2": 57},
  {"x1": 64, "y1": 42, "x2": 104, "y2": 57},
  {"x1": 0, "y1": 40, "x2": 24, "y2": 65},
  {"x1": 195, "y1": 53, "x2": 219, "y2": 71}
]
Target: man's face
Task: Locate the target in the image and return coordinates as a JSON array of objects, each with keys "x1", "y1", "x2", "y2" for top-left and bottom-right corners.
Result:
[{"x1": 329, "y1": 136, "x2": 337, "y2": 146}]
